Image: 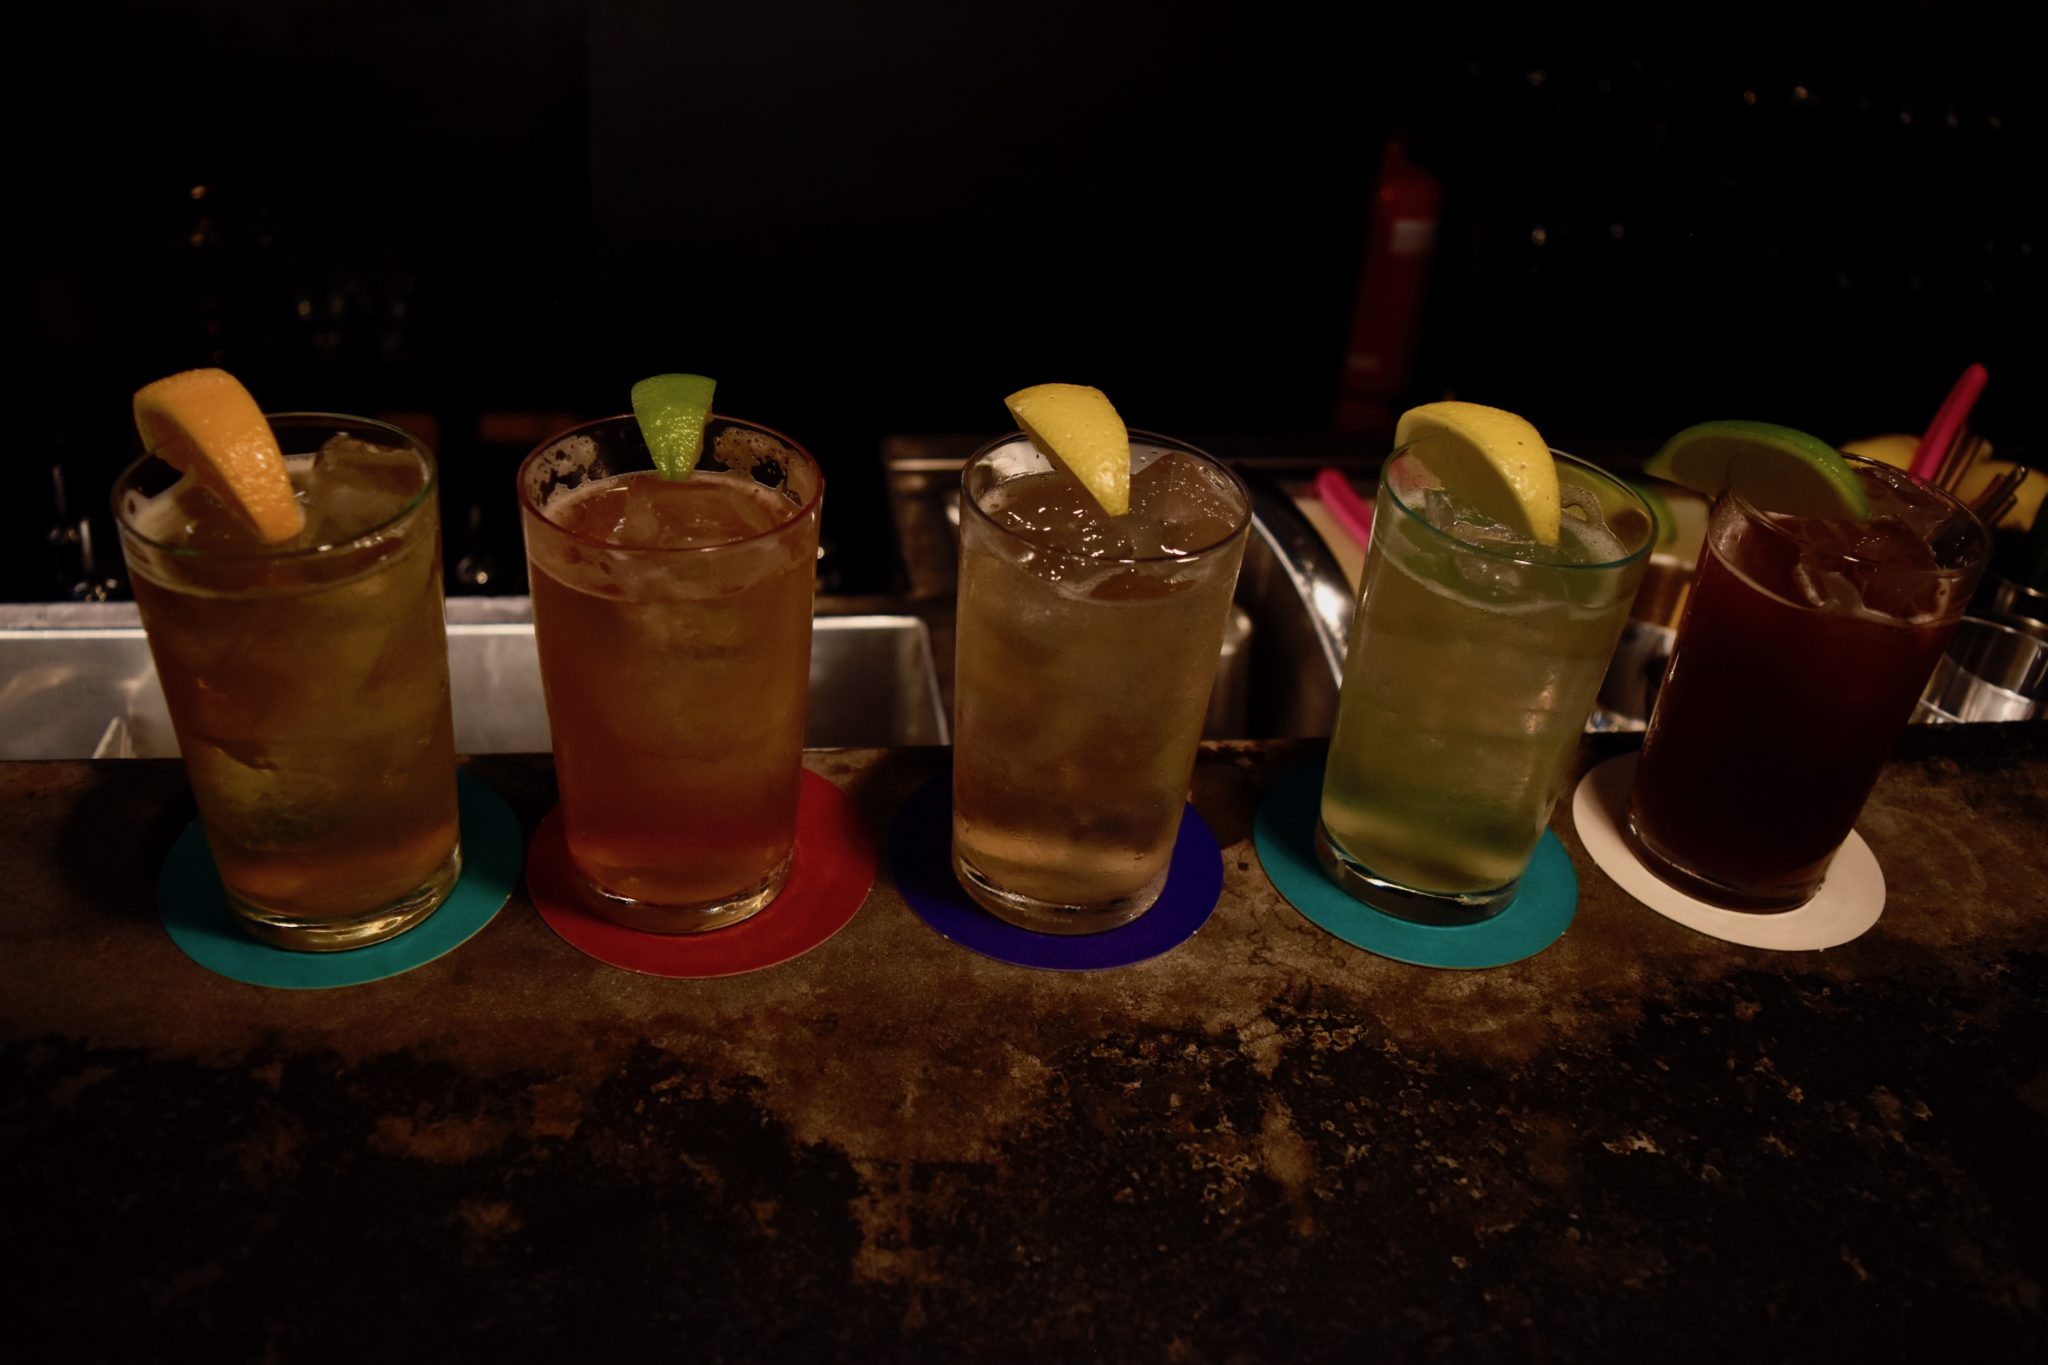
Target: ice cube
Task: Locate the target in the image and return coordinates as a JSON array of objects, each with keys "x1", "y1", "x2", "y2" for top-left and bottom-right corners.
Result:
[
  {"x1": 1558, "y1": 516, "x2": 1625, "y2": 567},
  {"x1": 1927, "y1": 511, "x2": 1985, "y2": 570},
  {"x1": 1790, "y1": 556, "x2": 1864, "y2": 613},
  {"x1": 1849, "y1": 516, "x2": 1938, "y2": 573},
  {"x1": 307, "y1": 487, "x2": 397, "y2": 544},
  {"x1": 1141, "y1": 455, "x2": 1241, "y2": 554},
  {"x1": 1558, "y1": 479, "x2": 1604, "y2": 522},
  {"x1": 184, "y1": 736, "x2": 343, "y2": 851},
  {"x1": 1849, "y1": 518, "x2": 1950, "y2": 620},
  {"x1": 1422, "y1": 487, "x2": 1461, "y2": 530},
  {"x1": 1452, "y1": 518, "x2": 1524, "y2": 548},
  {"x1": 318, "y1": 435, "x2": 425, "y2": 497},
  {"x1": 618, "y1": 482, "x2": 664, "y2": 546},
  {"x1": 126, "y1": 481, "x2": 202, "y2": 546},
  {"x1": 303, "y1": 435, "x2": 426, "y2": 542},
  {"x1": 1856, "y1": 568, "x2": 1944, "y2": 622}
]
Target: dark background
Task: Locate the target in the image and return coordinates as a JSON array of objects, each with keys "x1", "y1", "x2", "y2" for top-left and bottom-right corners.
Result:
[{"x1": 11, "y1": 0, "x2": 2043, "y2": 599}]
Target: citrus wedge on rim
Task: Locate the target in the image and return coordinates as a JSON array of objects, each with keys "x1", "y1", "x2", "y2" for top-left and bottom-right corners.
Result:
[
  {"x1": 632, "y1": 372, "x2": 717, "y2": 479},
  {"x1": 132, "y1": 368, "x2": 304, "y2": 543},
  {"x1": 1644, "y1": 420, "x2": 1868, "y2": 522},
  {"x1": 1394, "y1": 401, "x2": 1559, "y2": 546},
  {"x1": 1004, "y1": 383, "x2": 1130, "y2": 517}
]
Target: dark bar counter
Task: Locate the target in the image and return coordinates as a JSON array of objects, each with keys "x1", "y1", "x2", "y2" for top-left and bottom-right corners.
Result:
[{"x1": 4, "y1": 728, "x2": 2045, "y2": 1361}]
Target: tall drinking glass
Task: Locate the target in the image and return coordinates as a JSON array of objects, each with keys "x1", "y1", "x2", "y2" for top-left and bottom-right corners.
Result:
[
  {"x1": 114, "y1": 414, "x2": 461, "y2": 951},
  {"x1": 1318, "y1": 446, "x2": 1654, "y2": 922},
  {"x1": 519, "y1": 414, "x2": 822, "y2": 933},
  {"x1": 951, "y1": 431, "x2": 1251, "y2": 934},
  {"x1": 1628, "y1": 456, "x2": 1989, "y2": 909}
]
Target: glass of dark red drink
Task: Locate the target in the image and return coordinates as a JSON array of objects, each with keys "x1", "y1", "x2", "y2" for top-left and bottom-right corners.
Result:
[{"x1": 1627, "y1": 456, "x2": 1990, "y2": 909}]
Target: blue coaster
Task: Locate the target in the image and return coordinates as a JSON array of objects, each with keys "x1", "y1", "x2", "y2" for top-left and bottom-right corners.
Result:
[
  {"x1": 887, "y1": 775, "x2": 1223, "y2": 971},
  {"x1": 1254, "y1": 759, "x2": 1577, "y2": 969},
  {"x1": 158, "y1": 769, "x2": 522, "y2": 989}
]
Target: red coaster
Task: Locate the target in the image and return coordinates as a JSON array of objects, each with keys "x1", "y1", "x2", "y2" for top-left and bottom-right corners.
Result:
[{"x1": 527, "y1": 769, "x2": 876, "y2": 977}]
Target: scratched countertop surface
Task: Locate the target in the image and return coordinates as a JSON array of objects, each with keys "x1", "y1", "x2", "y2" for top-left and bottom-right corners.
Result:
[{"x1": 4, "y1": 727, "x2": 2045, "y2": 1362}]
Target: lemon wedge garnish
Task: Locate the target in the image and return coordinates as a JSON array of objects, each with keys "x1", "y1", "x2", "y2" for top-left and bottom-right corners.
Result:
[
  {"x1": 1004, "y1": 383, "x2": 1130, "y2": 518},
  {"x1": 132, "y1": 368, "x2": 303, "y2": 543},
  {"x1": 1395, "y1": 401, "x2": 1560, "y2": 546}
]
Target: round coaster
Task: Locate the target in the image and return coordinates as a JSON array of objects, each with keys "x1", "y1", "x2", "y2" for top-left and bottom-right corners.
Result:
[
  {"x1": 1571, "y1": 752, "x2": 1885, "y2": 950},
  {"x1": 528, "y1": 769, "x2": 875, "y2": 978},
  {"x1": 159, "y1": 770, "x2": 522, "y2": 989},
  {"x1": 1253, "y1": 760, "x2": 1577, "y2": 969},
  {"x1": 886, "y1": 776, "x2": 1224, "y2": 971}
]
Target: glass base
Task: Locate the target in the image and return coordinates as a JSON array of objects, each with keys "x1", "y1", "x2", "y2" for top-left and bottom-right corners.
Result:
[
  {"x1": 575, "y1": 848, "x2": 792, "y2": 934},
  {"x1": 1623, "y1": 813, "x2": 1820, "y2": 913},
  {"x1": 1313, "y1": 822, "x2": 1515, "y2": 925},
  {"x1": 229, "y1": 842, "x2": 464, "y2": 952},
  {"x1": 952, "y1": 849, "x2": 1166, "y2": 936}
]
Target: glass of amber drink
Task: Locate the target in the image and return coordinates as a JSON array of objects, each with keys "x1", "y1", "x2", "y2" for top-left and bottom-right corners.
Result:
[
  {"x1": 114, "y1": 415, "x2": 461, "y2": 951},
  {"x1": 951, "y1": 431, "x2": 1251, "y2": 934},
  {"x1": 519, "y1": 414, "x2": 823, "y2": 933}
]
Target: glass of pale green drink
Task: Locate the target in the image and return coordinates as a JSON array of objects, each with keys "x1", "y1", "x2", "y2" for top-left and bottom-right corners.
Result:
[{"x1": 1317, "y1": 442, "x2": 1654, "y2": 922}]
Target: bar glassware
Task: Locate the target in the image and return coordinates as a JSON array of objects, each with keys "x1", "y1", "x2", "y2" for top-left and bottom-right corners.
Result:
[
  {"x1": 951, "y1": 431, "x2": 1251, "y2": 934},
  {"x1": 1318, "y1": 445, "x2": 1654, "y2": 922},
  {"x1": 1628, "y1": 456, "x2": 1989, "y2": 909},
  {"x1": 519, "y1": 414, "x2": 822, "y2": 933},
  {"x1": 115, "y1": 414, "x2": 461, "y2": 950}
]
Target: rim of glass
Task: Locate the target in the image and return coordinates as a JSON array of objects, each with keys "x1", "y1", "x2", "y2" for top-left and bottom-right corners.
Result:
[
  {"x1": 519, "y1": 412, "x2": 824, "y2": 556},
  {"x1": 1722, "y1": 452, "x2": 1990, "y2": 579},
  {"x1": 1382, "y1": 443, "x2": 1655, "y2": 572},
  {"x1": 961, "y1": 428, "x2": 1252, "y2": 565},
  {"x1": 113, "y1": 412, "x2": 438, "y2": 561}
]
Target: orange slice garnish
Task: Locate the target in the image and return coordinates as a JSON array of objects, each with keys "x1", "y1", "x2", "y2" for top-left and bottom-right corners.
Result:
[{"x1": 132, "y1": 368, "x2": 304, "y2": 543}]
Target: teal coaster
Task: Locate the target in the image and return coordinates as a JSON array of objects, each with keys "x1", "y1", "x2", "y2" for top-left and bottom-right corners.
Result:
[
  {"x1": 1253, "y1": 759, "x2": 1577, "y2": 969},
  {"x1": 158, "y1": 770, "x2": 522, "y2": 989}
]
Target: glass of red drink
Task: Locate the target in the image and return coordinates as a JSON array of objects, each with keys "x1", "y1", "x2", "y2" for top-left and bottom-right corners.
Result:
[
  {"x1": 518, "y1": 414, "x2": 823, "y2": 933},
  {"x1": 1628, "y1": 456, "x2": 1990, "y2": 909}
]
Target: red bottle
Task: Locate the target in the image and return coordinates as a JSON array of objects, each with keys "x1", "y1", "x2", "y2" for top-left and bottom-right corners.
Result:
[{"x1": 1334, "y1": 140, "x2": 1441, "y2": 433}]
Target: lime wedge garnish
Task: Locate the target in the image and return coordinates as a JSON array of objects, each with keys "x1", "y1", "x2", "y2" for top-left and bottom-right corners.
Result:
[
  {"x1": 1643, "y1": 420, "x2": 1868, "y2": 522},
  {"x1": 1004, "y1": 383, "x2": 1130, "y2": 517},
  {"x1": 632, "y1": 373, "x2": 717, "y2": 479},
  {"x1": 1394, "y1": 401, "x2": 1560, "y2": 546},
  {"x1": 132, "y1": 368, "x2": 304, "y2": 543}
]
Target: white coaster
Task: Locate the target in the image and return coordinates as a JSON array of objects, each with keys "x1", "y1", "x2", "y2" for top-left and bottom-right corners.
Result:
[{"x1": 1571, "y1": 753, "x2": 1886, "y2": 950}]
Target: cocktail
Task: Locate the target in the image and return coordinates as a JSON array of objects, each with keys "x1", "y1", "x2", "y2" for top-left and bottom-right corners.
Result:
[
  {"x1": 1317, "y1": 403, "x2": 1654, "y2": 921},
  {"x1": 951, "y1": 385, "x2": 1251, "y2": 933},
  {"x1": 1628, "y1": 424, "x2": 1990, "y2": 909},
  {"x1": 518, "y1": 383, "x2": 822, "y2": 933},
  {"x1": 115, "y1": 370, "x2": 460, "y2": 950}
]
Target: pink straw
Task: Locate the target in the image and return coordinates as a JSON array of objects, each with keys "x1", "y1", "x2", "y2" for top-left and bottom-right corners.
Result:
[
  {"x1": 1910, "y1": 362, "x2": 1989, "y2": 483},
  {"x1": 1314, "y1": 468, "x2": 1375, "y2": 554}
]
